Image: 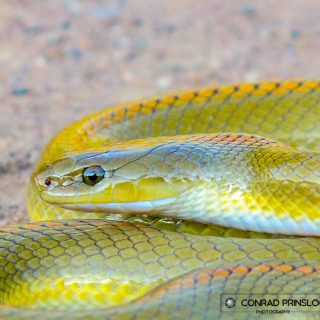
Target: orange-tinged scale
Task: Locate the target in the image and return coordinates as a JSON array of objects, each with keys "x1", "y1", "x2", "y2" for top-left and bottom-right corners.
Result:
[
  {"x1": 233, "y1": 266, "x2": 249, "y2": 274},
  {"x1": 181, "y1": 277, "x2": 194, "y2": 287},
  {"x1": 147, "y1": 288, "x2": 166, "y2": 299},
  {"x1": 192, "y1": 95, "x2": 208, "y2": 104},
  {"x1": 126, "y1": 110, "x2": 138, "y2": 120},
  {"x1": 160, "y1": 96, "x2": 176, "y2": 105},
  {"x1": 137, "y1": 106, "x2": 152, "y2": 116},
  {"x1": 198, "y1": 88, "x2": 217, "y2": 98},
  {"x1": 219, "y1": 87, "x2": 235, "y2": 96},
  {"x1": 196, "y1": 272, "x2": 211, "y2": 283},
  {"x1": 232, "y1": 90, "x2": 250, "y2": 99},
  {"x1": 209, "y1": 92, "x2": 227, "y2": 101},
  {"x1": 235, "y1": 135, "x2": 253, "y2": 142},
  {"x1": 143, "y1": 100, "x2": 158, "y2": 109},
  {"x1": 167, "y1": 282, "x2": 180, "y2": 291},
  {"x1": 179, "y1": 92, "x2": 196, "y2": 101},
  {"x1": 297, "y1": 266, "x2": 314, "y2": 274},
  {"x1": 253, "y1": 88, "x2": 270, "y2": 96},
  {"x1": 272, "y1": 87, "x2": 289, "y2": 95},
  {"x1": 156, "y1": 103, "x2": 171, "y2": 111},
  {"x1": 259, "y1": 82, "x2": 277, "y2": 91},
  {"x1": 304, "y1": 80, "x2": 320, "y2": 89},
  {"x1": 224, "y1": 136, "x2": 240, "y2": 143},
  {"x1": 239, "y1": 83, "x2": 256, "y2": 94},
  {"x1": 213, "y1": 269, "x2": 230, "y2": 278},
  {"x1": 20, "y1": 223, "x2": 45, "y2": 229},
  {"x1": 172, "y1": 98, "x2": 188, "y2": 107},
  {"x1": 282, "y1": 81, "x2": 300, "y2": 90},
  {"x1": 112, "y1": 114, "x2": 127, "y2": 124},
  {"x1": 113, "y1": 107, "x2": 126, "y2": 118},
  {"x1": 256, "y1": 265, "x2": 272, "y2": 273},
  {"x1": 1, "y1": 226, "x2": 21, "y2": 232},
  {"x1": 274, "y1": 264, "x2": 293, "y2": 273},
  {"x1": 127, "y1": 103, "x2": 141, "y2": 113}
]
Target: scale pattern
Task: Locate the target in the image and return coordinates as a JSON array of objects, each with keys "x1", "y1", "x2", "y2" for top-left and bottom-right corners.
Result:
[
  {"x1": 1, "y1": 220, "x2": 320, "y2": 319},
  {"x1": 0, "y1": 81, "x2": 319, "y2": 319}
]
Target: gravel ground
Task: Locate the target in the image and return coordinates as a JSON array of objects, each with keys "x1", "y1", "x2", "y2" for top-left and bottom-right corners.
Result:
[{"x1": 1, "y1": 0, "x2": 320, "y2": 225}]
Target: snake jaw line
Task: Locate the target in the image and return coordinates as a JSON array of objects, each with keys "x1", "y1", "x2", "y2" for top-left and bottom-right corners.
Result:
[{"x1": 61, "y1": 198, "x2": 177, "y2": 214}]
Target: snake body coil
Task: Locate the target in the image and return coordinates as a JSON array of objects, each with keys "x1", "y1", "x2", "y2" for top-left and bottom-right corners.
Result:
[{"x1": 0, "y1": 81, "x2": 320, "y2": 319}]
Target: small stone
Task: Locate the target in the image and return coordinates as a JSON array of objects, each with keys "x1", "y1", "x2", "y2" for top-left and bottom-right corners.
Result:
[
  {"x1": 160, "y1": 24, "x2": 177, "y2": 33},
  {"x1": 61, "y1": 21, "x2": 71, "y2": 30},
  {"x1": 11, "y1": 87, "x2": 30, "y2": 97},
  {"x1": 132, "y1": 17, "x2": 144, "y2": 27},
  {"x1": 240, "y1": 5, "x2": 257, "y2": 18},
  {"x1": 24, "y1": 25, "x2": 43, "y2": 36},
  {"x1": 290, "y1": 30, "x2": 300, "y2": 39},
  {"x1": 65, "y1": 48, "x2": 83, "y2": 61}
]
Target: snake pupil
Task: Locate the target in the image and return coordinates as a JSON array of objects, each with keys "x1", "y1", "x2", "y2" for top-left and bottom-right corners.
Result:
[
  {"x1": 89, "y1": 174, "x2": 97, "y2": 181},
  {"x1": 82, "y1": 165, "x2": 105, "y2": 186}
]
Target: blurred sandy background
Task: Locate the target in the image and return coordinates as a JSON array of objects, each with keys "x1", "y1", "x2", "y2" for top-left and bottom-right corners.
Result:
[{"x1": 1, "y1": 0, "x2": 320, "y2": 225}]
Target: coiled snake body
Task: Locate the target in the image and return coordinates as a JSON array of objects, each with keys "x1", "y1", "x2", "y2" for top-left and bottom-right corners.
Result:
[{"x1": 0, "y1": 81, "x2": 320, "y2": 319}]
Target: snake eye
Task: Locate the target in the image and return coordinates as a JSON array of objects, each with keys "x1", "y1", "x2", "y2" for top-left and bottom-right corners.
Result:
[{"x1": 82, "y1": 165, "x2": 105, "y2": 186}]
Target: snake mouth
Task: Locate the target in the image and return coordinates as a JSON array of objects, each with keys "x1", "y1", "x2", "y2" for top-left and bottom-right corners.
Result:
[
  {"x1": 38, "y1": 176, "x2": 193, "y2": 215},
  {"x1": 59, "y1": 198, "x2": 176, "y2": 214}
]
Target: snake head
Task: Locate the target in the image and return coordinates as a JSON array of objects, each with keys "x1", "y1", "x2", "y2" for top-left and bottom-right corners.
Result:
[
  {"x1": 32, "y1": 133, "x2": 309, "y2": 235},
  {"x1": 32, "y1": 139, "x2": 201, "y2": 215},
  {"x1": 30, "y1": 134, "x2": 264, "y2": 221}
]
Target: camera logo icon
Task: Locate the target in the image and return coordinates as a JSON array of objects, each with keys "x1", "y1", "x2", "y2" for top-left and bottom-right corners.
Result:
[{"x1": 225, "y1": 297, "x2": 236, "y2": 309}]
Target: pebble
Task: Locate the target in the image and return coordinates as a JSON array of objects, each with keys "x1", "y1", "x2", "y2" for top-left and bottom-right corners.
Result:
[
  {"x1": 240, "y1": 5, "x2": 257, "y2": 18},
  {"x1": 290, "y1": 30, "x2": 301, "y2": 39},
  {"x1": 65, "y1": 48, "x2": 83, "y2": 61},
  {"x1": 61, "y1": 21, "x2": 71, "y2": 31},
  {"x1": 11, "y1": 87, "x2": 30, "y2": 97},
  {"x1": 132, "y1": 17, "x2": 144, "y2": 27}
]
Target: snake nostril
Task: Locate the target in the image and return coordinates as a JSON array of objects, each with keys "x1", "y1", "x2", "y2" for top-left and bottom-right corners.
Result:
[{"x1": 44, "y1": 178, "x2": 52, "y2": 187}]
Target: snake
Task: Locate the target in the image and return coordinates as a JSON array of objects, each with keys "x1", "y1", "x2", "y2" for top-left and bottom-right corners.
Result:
[{"x1": 0, "y1": 80, "x2": 320, "y2": 319}]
